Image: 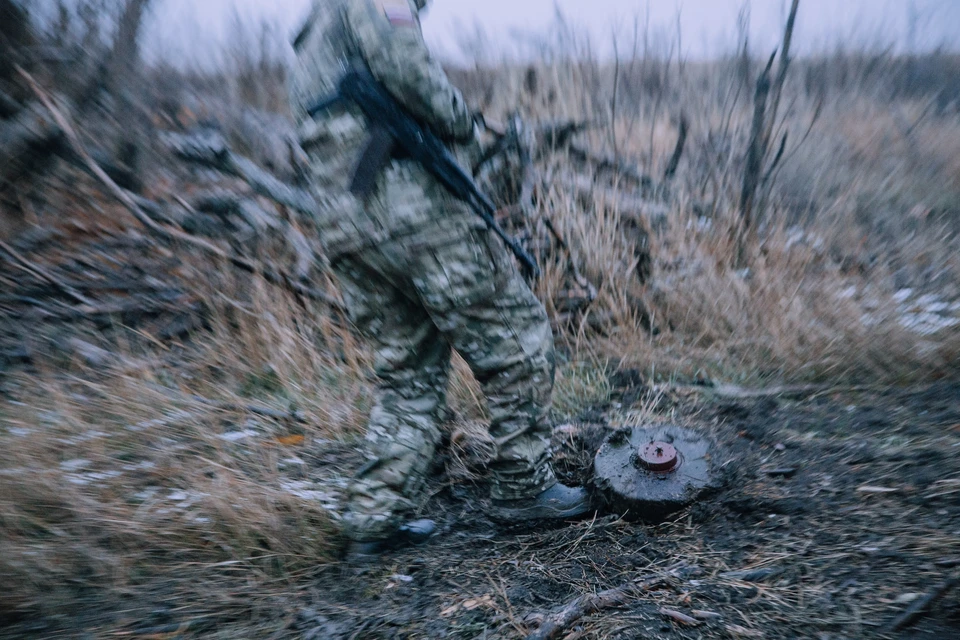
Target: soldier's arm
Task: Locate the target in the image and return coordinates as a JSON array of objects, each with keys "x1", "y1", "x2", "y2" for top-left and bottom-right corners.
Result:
[{"x1": 345, "y1": 0, "x2": 474, "y2": 141}]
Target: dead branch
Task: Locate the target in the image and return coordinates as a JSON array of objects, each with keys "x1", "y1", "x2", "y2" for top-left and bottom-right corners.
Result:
[
  {"x1": 472, "y1": 120, "x2": 588, "y2": 179},
  {"x1": 22, "y1": 70, "x2": 344, "y2": 312},
  {"x1": 525, "y1": 586, "x2": 632, "y2": 640},
  {"x1": 761, "y1": 0, "x2": 800, "y2": 155},
  {"x1": 887, "y1": 574, "x2": 959, "y2": 633},
  {"x1": 738, "y1": 0, "x2": 800, "y2": 266},
  {"x1": 660, "y1": 608, "x2": 700, "y2": 626},
  {"x1": 539, "y1": 121, "x2": 590, "y2": 150},
  {"x1": 739, "y1": 51, "x2": 775, "y2": 240},
  {"x1": 525, "y1": 574, "x2": 666, "y2": 640},
  {"x1": 568, "y1": 145, "x2": 653, "y2": 191},
  {"x1": 663, "y1": 112, "x2": 689, "y2": 180},
  {"x1": 762, "y1": 131, "x2": 789, "y2": 183},
  {"x1": 128, "y1": 192, "x2": 187, "y2": 227}
]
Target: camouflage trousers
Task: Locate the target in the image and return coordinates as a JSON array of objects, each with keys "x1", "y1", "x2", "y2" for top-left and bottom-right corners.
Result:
[{"x1": 333, "y1": 222, "x2": 558, "y2": 543}]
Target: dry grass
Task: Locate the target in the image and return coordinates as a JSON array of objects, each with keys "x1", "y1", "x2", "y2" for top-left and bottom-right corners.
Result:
[
  {"x1": 0, "y1": 269, "x2": 370, "y2": 624},
  {"x1": 3, "y1": 13, "x2": 960, "y2": 634},
  {"x1": 465, "y1": 56, "x2": 960, "y2": 384}
]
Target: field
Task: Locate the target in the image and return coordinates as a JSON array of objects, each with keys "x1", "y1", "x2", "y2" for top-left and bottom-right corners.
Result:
[{"x1": 1, "y1": 2, "x2": 959, "y2": 638}]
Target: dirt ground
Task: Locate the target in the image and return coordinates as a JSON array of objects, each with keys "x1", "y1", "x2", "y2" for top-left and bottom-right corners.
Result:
[
  {"x1": 9, "y1": 376, "x2": 957, "y2": 640},
  {"x1": 287, "y1": 380, "x2": 960, "y2": 640}
]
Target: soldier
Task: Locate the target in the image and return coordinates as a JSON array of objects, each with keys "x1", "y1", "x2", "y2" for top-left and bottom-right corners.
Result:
[{"x1": 289, "y1": 0, "x2": 591, "y2": 559}]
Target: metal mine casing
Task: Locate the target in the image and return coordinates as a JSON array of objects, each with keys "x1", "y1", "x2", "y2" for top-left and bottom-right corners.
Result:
[{"x1": 593, "y1": 425, "x2": 717, "y2": 521}]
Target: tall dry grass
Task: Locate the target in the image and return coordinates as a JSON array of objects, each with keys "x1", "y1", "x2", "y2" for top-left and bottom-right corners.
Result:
[
  {"x1": 451, "y1": 34, "x2": 960, "y2": 383},
  {"x1": 0, "y1": 266, "x2": 369, "y2": 623},
  {"x1": 2, "y1": 8, "x2": 960, "y2": 630}
]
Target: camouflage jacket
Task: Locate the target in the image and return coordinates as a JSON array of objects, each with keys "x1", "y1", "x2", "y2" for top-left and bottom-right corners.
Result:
[{"x1": 290, "y1": 0, "x2": 480, "y2": 256}]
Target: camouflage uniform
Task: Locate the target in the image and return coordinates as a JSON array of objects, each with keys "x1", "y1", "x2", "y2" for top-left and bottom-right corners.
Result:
[{"x1": 290, "y1": 0, "x2": 556, "y2": 543}]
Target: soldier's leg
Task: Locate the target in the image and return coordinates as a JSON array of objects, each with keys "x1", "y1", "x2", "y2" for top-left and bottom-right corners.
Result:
[
  {"x1": 333, "y1": 255, "x2": 451, "y2": 542},
  {"x1": 451, "y1": 271, "x2": 558, "y2": 501},
  {"x1": 400, "y1": 229, "x2": 558, "y2": 501}
]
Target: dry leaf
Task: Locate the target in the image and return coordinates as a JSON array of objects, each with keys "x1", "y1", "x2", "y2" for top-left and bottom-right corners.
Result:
[
  {"x1": 726, "y1": 624, "x2": 764, "y2": 638},
  {"x1": 276, "y1": 435, "x2": 306, "y2": 446}
]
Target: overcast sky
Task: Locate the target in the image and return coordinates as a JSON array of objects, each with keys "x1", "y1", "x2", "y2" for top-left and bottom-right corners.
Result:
[{"x1": 146, "y1": 0, "x2": 960, "y2": 64}]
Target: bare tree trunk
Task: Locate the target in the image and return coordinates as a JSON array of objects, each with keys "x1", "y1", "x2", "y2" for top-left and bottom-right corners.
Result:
[
  {"x1": 107, "y1": 0, "x2": 151, "y2": 96},
  {"x1": 739, "y1": 53, "x2": 774, "y2": 247},
  {"x1": 105, "y1": 0, "x2": 152, "y2": 191}
]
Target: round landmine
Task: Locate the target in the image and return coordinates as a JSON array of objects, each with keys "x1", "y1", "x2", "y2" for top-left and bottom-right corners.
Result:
[{"x1": 593, "y1": 425, "x2": 716, "y2": 521}]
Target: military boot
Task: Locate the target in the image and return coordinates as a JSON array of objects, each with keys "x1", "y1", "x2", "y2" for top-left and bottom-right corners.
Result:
[
  {"x1": 489, "y1": 483, "x2": 593, "y2": 524},
  {"x1": 345, "y1": 519, "x2": 437, "y2": 564}
]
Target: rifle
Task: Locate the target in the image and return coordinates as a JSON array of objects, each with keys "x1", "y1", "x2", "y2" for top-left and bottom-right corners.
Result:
[{"x1": 307, "y1": 67, "x2": 540, "y2": 279}]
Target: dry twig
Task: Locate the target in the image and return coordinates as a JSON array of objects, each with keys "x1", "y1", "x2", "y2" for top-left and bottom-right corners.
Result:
[{"x1": 525, "y1": 574, "x2": 665, "y2": 640}]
